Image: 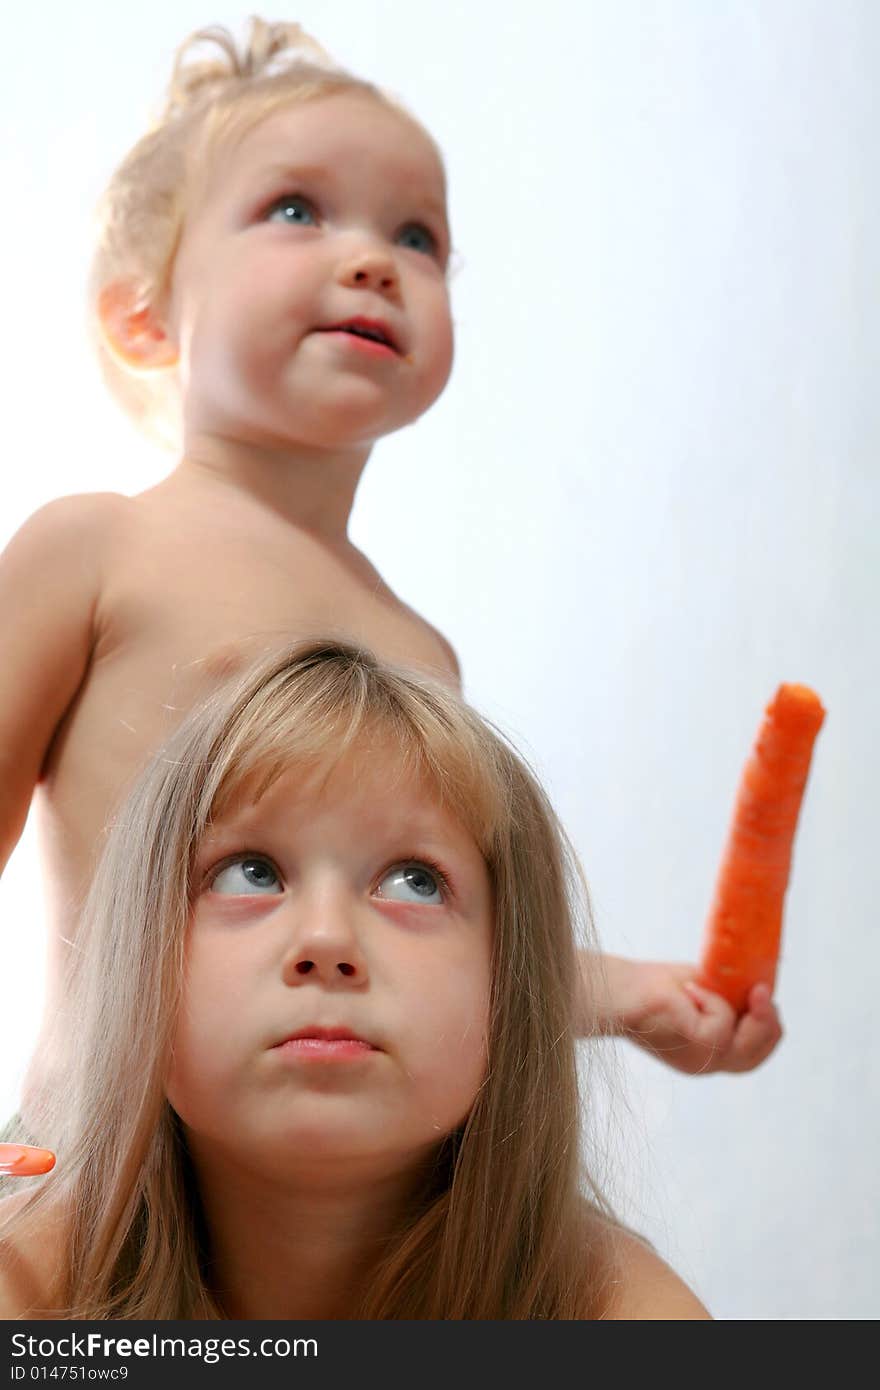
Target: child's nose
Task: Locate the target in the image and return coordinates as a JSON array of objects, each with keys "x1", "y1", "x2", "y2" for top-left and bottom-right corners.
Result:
[
  {"x1": 337, "y1": 247, "x2": 399, "y2": 295},
  {"x1": 279, "y1": 888, "x2": 369, "y2": 987}
]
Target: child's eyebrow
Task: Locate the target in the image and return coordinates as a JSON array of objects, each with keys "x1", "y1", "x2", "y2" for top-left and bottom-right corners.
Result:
[{"x1": 259, "y1": 160, "x2": 335, "y2": 188}]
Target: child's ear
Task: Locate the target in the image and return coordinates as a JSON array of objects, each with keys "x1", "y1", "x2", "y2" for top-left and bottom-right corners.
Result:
[{"x1": 97, "y1": 281, "x2": 179, "y2": 370}]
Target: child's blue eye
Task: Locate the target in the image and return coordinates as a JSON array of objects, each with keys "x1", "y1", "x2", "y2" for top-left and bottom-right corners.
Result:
[
  {"x1": 266, "y1": 194, "x2": 317, "y2": 226},
  {"x1": 376, "y1": 862, "x2": 444, "y2": 905},
  {"x1": 210, "y1": 857, "x2": 282, "y2": 895},
  {"x1": 397, "y1": 223, "x2": 437, "y2": 256}
]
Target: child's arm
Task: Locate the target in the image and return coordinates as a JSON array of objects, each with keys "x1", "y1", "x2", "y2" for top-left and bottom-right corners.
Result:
[
  {"x1": 0, "y1": 494, "x2": 109, "y2": 875},
  {"x1": 581, "y1": 950, "x2": 783, "y2": 1073},
  {"x1": 0, "y1": 495, "x2": 112, "y2": 1180}
]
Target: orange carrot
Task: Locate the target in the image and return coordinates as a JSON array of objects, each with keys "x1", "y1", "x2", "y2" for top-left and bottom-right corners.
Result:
[
  {"x1": 697, "y1": 683, "x2": 826, "y2": 1013},
  {"x1": 0, "y1": 1143, "x2": 56, "y2": 1176}
]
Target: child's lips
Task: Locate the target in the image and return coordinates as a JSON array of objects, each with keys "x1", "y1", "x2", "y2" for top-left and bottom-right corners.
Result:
[
  {"x1": 275, "y1": 1037, "x2": 378, "y2": 1061},
  {"x1": 272, "y1": 1024, "x2": 381, "y2": 1054},
  {"x1": 314, "y1": 316, "x2": 402, "y2": 355},
  {"x1": 315, "y1": 328, "x2": 400, "y2": 360}
]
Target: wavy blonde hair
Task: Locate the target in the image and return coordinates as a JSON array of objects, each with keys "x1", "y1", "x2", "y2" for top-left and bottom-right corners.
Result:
[
  {"x1": 5, "y1": 641, "x2": 620, "y2": 1318},
  {"x1": 88, "y1": 18, "x2": 448, "y2": 451}
]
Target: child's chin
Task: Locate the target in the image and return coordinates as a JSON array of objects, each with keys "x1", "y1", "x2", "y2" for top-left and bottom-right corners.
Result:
[{"x1": 240, "y1": 1128, "x2": 418, "y2": 1182}]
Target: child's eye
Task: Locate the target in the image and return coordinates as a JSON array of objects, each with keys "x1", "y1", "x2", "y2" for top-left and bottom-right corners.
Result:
[
  {"x1": 375, "y1": 862, "x2": 445, "y2": 905},
  {"x1": 210, "y1": 856, "x2": 282, "y2": 895},
  {"x1": 397, "y1": 222, "x2": 438, "y2": 257},
  {"x1": 265, "y1": 193, "x2": 318, "y2": 226}
]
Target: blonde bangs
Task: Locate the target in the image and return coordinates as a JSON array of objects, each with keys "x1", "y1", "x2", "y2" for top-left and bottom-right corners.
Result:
[{"x1": 200, "y1": 647, "x2": 510, "y2": 860}]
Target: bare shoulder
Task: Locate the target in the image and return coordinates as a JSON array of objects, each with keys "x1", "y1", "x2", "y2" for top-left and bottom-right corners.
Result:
[
  {"x1": 602, "y1": 1227, "x2": 712, "y2": 1320},
  {"x1": 347, "y1": 546, "x2": 462, "y2": 689},
  {"x1": 13, "y1": 490, "x2": 131, "y2": 530},
  {"x1": 2, "y1": 491, "x2": 132, "y2": 566},
  {"x1": 0, "y1": 1194, "x2": 66, "y2": 1320},
  {"x1": 419, "y1": 620, "x2": 461, "y2": 689},
  {"x1": 394, "y1": 613, "x2": 460, "y2": 689},
  {"x1": 388, "y1": 591, "x2": 460, "y2": 688}
]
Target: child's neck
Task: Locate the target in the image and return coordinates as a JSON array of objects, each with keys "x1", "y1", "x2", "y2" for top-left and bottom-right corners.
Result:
[
  {"x1": 173, "y1": 430, "x2": 374, "y2": 545},
  {"x1": 192, "y1": 1146, "x2": 424, "y2": 1319}
]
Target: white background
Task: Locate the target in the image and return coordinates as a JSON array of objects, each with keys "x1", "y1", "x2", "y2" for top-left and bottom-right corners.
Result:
[{"x1": 1, "y1": 1, "x2": 876, "y2": 1319}]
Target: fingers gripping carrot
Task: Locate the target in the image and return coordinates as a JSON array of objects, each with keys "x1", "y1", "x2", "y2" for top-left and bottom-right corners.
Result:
[{"x1": 697, "y1": 683, "x2": 826, "y2": 1013}]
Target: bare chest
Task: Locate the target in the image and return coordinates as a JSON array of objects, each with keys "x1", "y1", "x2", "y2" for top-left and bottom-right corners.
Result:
[
  {"x1": 102, "y1": 524, "x2": 450, "y2": 695},
  {"x1": 40, "y1": 521, "x2": 453, "y2": 859}
]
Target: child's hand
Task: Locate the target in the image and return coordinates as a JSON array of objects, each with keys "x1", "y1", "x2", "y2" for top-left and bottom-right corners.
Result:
[
  {"x1": 586, "y1": 953, "x2": 783, "y2": 1074},
  {"x1": 0, "y1": 1145, "x2": 56, "y2": 1177}
]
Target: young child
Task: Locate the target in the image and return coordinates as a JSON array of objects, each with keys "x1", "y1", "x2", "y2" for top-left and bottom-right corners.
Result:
[
  {"x1": 0, "y1": 18, "x2": 779, "y2": 1175},
  {"x1": 0, "y1": 640, "x2": 710, "y2": 1318}
]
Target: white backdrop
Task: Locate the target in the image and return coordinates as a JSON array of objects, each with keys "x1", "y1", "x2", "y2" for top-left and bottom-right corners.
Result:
[{"x1": 1, "y1": 1, "x2": 876, "y2": 1319}]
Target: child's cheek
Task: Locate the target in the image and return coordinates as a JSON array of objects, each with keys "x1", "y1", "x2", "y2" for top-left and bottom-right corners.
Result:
[
  {"x1": 166, "y1": 950, "x2": 243, "y2": 1121},
  {"x1": 166, "y1": 1007, "x2": 236, "y2": 1131},
  {"x1": 416, "y1": 979, "x2": 491, "y2": 1117}
]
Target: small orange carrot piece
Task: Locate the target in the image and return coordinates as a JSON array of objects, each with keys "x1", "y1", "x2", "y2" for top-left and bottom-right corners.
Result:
[
  {"x1": 0, "y1": 1143, "x2": 56, "y2": 1176},
  {"x1": 697, "y1": 683, "x2": 826, "y2": 1013}
]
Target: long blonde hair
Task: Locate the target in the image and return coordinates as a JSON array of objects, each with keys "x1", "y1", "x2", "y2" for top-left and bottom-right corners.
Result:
[
  {"x1": 7, "y1": 641, "x2": 618, "y2": 1318},
  {"x1": 89, "y1": 17, "x2": 449, "y2": 450}
]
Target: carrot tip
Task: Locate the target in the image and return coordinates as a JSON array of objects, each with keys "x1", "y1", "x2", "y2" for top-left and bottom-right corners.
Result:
[{"x1": 769, "y1": 683, "x2": 827, "y2": 730}]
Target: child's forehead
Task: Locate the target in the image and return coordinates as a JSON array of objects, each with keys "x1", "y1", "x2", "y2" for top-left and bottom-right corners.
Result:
[
  {"x1": 203, "y1": 745, "x2": 472, "y2": 846},
  {"x1": 216, "y1": 93, "x2": 447, "y2": 199}
]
